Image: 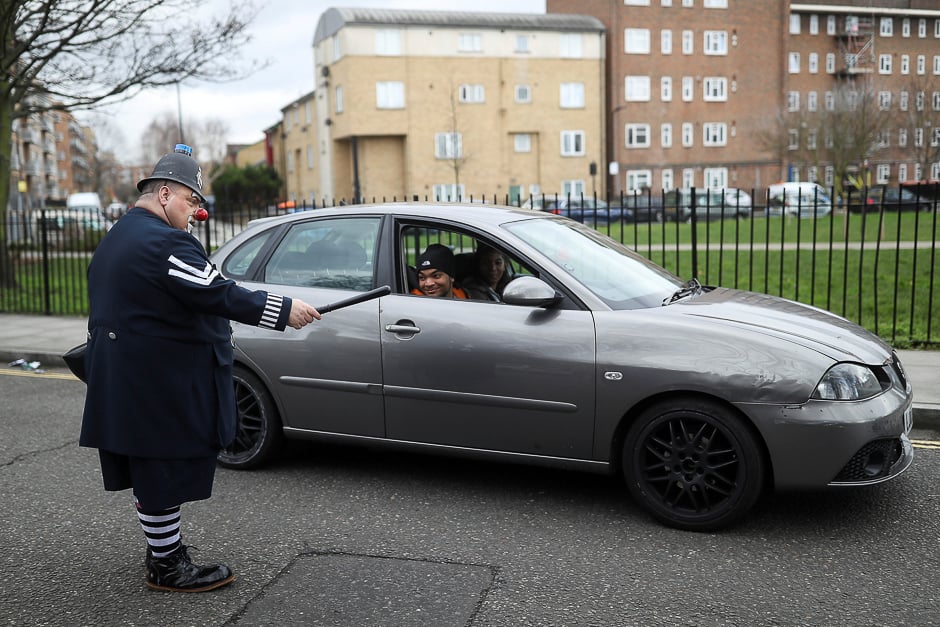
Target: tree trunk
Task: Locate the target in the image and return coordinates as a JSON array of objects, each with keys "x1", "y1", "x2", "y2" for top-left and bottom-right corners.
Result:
[{"x1": 0, "y1": 85, "x2": 17, "y2": 288}]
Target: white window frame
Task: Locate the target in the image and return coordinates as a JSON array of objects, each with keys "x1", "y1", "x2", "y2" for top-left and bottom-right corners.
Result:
[
  {"x1": 625, "y1": 29, "x2": 651, "y2": 54},
  {"x1": 789, "y1": 52, "x2": 800, "y2": 73},
  {"x1": 458, "y1": 33, "x2": 482, "y2": 52},
  {"x1": 702, "y1": 122, "x2": 727, "y2": 146},
  {"x1": 827, "y1": 15, "x2": 836, "y2": 36},
  {"x1": 335, "y1": 86, "x2": 344, "y2": 113},
  {"x1": 902, "y1": 18, "x2": 911, "y2": 37},
  {"x1": 375, "y1": 29, "x2": 402, "y2": 55},
  {"x1": 879, "y1": 54, "x2": 892, "y2": 74},
  {"x1": 826, "y1": 53, "x2": 835, "y2": 73},
  {"x1": 919, "y1": 19, "x2": 927, "y2": 38},
  {"x1": 434, "y1": 132, "x2": 462, "y2": 159},
  {"x1": 682, "y1": 168, "x2": 695, "y2": 188},
  {"x1": 514, "y1": 133, "x2": 531, "y2": 153},
  {"x1": 878, "y1": 91, "x2": 891, "y2": 110},
  {"x1": 661, "y1": 29, "x2": 672, "y2": 54},
  {"x1": 901, "y1": 55, "x2": 910, "y2": 74},
  {"x1": 626, "y1": 170, "x2": 653, "y2": 192},
  {"x1": 899, "y1": 163, "x2": 908, "y2": 181},
  {"x1": 682, "y1": 76, "x2": 694, "y2": 101},
  {"x1": 661, "y1": 76, "x2": 673, "y2": 101},
  {"x1": 900, "y1": 91, "x2": 909, "y2": 110},
  {"x1": 661, "y1": 123, "x2": 673, "y2": 147},
  {"x1": 789, "y1": 14, "x2": 801, "y2": 35},
  {"x1": 625, "y1": 123, "x2": 651, "y2": 148},
  {"x1": 810, "y1": 15, "x2": 819, "y2": 35},
  {"x1": 703, "y1": 31, "x2": 727, "y2": 55},
  {"x1": 787, "y1": 91, "x2": 800, "y2": 112},
  {"x1": 808, "y1": 53, "x2": 818, "y2": 74},
  {"x1": 914, "y1": 127, "x2": 924, "y2": 147},
  {"x1": 899, "y1": 128, "x2": 908, "y2": 147},
  {"x1": 561, "y1": 130, "x2": 585, "y2": 156},
  {"x1": 703, "y1": 0, "x2": 727, "y2": 7},
  {"x1": 681, "y1": 122, "x2": 693, "y2": 147},
  {"x1": 807, "y1": 91, "x2": 818, "y2": 111},
  {"x1": 433, "y1": 184, "x2": 465, "y2": 202},
  {"x1": 560, "y1": 82, "x2": 585, "y2": 108},
  {"x1": 459, "y1": 84, "x2": 485, "y2": 103},
  {"x1": 788, "y1": 129, "x2": 799, "y2": 150},
  {"x1": 880, "y1": 17, "x2": 893, "y2": 37},
  {"x1": 935, "y1": 56, "x2": 940, "y2": 74},
  {"x1": 682, "y1": 30, "x2": 693, "y2": 54},
  {"x1": 625, "y1": 76, "x2": 652, "y2": 102},
  {"x1": 704, "y1": 167, "x2": 727, "y2": 189},
  {"x1": 876, "y1": 164, "x2": 890, "y2": 184},
  {"x1": 515, "y1": 34, "x2": 530, "y2": 53},
  {"x1": 376, "y1": 81, "x2": 405, "y2": 109},
  {"x1": 662, "y1": 169, "x2": 675, "y2": 191},
  {"x1": 562, "y1": 180, "x2": 585, "y2": 196},
  {"x1": 917, "y1": 55, "x2": 926, "y2": 75},
  {"x1": 560, "y1": 33, "x2": 583, "y2": 58},
  {"x1": 515, "y1": 84, "x2": 531, "y2": 104},
  {"x1": 934, "y1": 92, "x2": 940, "y2": 110},
  {"x1": 703, "y1": 77, "x2": 727, "y2": 101}
]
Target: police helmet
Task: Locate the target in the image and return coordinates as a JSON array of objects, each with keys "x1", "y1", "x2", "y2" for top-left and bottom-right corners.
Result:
[{"x1": 137, "y1": 144, "x2": 206, "y2": 202}]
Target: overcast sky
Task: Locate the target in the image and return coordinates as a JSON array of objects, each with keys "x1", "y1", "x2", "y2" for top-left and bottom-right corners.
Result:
[{"x1": 83, "y1": 0, "x2": 546, "y2": 162}]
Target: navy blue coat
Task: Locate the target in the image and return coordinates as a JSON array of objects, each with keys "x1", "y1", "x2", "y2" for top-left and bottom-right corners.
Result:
[{"x1": 79, "y1": 208, "x2": 292, "y2": 459}]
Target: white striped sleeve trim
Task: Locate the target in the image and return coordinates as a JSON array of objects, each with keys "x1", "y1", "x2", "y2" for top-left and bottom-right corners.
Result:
[
  {"x1": 259, "y1": 293, "x2": 284, "y2": 329},
  {"x1": 166, "y1": 255, "x2": 219, "y2": 286}
]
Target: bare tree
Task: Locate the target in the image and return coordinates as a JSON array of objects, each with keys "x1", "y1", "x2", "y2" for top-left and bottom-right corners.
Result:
[
  {"x1": 0, "y1": 0, "x2": 263, "y2": 286},
  {"x1": 896, "y1": 74, "x2": 940, "y2": 182}
]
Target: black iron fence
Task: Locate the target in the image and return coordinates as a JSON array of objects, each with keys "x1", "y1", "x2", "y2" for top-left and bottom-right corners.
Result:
[{"x1": 2, "y1": 185, "x2": 939, "y2": 348}]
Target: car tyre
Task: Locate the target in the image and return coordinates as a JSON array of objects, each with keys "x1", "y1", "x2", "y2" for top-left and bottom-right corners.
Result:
[
  {"x1": 217, "y1": 366, "x2": 284, "y2": 469},
  {"x1": 622, "y1": 398, "x2": 764, "y2": 531}
]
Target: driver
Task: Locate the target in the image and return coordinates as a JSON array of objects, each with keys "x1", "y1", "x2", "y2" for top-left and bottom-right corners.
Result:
[{"x1": 411, "y1": 244, "x2": 468, "y2": 299}]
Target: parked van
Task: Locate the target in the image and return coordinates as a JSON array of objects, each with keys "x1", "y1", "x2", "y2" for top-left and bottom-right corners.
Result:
[
  {"x1": 767, "y1": 182, "x2": 832, "y2": 218},
  {"x1": 66, "y1": 192, "x2": 103, "y2": 212}
]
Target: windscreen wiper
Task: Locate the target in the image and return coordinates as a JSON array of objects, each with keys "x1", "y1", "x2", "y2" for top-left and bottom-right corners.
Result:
[{"x1": 663, "y1": 277, "x2": 702, "y2": 306}]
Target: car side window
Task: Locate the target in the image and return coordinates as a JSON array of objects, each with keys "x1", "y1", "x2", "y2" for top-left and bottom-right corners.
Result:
[{"x1": 264, "y1": 217, "x2": 380, "y2": 291}]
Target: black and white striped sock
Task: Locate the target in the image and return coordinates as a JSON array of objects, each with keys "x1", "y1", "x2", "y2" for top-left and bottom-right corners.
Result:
[{"x1": 135, "y1": 499, "x2": 182, "y2": 558}]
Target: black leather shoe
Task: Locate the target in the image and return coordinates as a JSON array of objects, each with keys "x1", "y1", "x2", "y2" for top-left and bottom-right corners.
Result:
[{"x1": 145, "y1": 545, "x2": 235, "y2": 592}]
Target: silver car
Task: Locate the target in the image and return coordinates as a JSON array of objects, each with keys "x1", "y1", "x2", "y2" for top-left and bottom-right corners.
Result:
[{"x1": 210, "y1": 203, "x2": 913, "y2": 531}]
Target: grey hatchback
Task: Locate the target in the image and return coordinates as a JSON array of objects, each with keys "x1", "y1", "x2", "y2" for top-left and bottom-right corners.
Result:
[{"x1": 210, "y1": 203, "x2": 913, "y2": 531}]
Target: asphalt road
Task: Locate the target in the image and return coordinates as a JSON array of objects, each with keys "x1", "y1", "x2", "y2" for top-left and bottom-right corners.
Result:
[{"x1": 1, "y1": 368, "x2": 939, "y2": 626}]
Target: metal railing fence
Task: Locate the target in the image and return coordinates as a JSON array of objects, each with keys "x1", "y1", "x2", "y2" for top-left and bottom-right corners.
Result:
[{"x1": 2, "y1": 186, "x2": 938, "y2": 348}]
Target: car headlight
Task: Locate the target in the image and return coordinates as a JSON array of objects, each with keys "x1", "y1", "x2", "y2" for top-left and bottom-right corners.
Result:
[{"x1": 812, "y1": 363, "x2": 885, "y2": 401}]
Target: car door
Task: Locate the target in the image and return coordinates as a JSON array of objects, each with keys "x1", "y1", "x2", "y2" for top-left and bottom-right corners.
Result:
[
  {"x1": 230, "y1": 215, "x2": 386, "y2": 438},
  {"x1": 381, "y1": 233, "x2": 597, "y2": 460}
]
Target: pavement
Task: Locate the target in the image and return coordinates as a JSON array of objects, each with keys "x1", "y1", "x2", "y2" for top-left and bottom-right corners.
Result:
[{"x1": 1, "y1": 312, "x2": 938, "y2": 429}]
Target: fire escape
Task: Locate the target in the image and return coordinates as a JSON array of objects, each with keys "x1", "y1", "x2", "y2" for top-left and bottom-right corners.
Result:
[{"x1": 835, "y1": 15, "x2": 875, "y2": 77}]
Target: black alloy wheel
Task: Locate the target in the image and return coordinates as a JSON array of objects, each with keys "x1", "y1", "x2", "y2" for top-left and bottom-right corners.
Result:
[
  {"x1": 623, "y1": 398, "x2": 764, "y2": 531},
  {"x1": 217, "y1": 366, "x2": 284, "y2": 469}
]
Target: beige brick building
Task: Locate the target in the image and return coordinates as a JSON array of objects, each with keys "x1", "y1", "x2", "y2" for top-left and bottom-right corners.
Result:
[{"x1": 310, "y1": 7, "x2": 607, "y2": 204}]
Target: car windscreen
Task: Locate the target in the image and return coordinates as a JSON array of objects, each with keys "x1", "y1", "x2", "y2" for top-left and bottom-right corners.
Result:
[{"x1": 503, "y1": 218, "x2": 683, "y2": 310}]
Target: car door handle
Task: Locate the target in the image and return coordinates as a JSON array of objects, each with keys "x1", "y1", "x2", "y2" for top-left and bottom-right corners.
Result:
[{"x1": 385, "y1": 323, "x2": 421, "y2": 334}]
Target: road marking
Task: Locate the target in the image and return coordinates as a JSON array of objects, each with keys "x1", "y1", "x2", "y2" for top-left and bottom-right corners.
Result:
[
  {"x1": 911, "y1": 439, "x2": 940, "y2": 450},
  {"x1": 0, "y1": 368, "x2": 78, "y2": 381}
]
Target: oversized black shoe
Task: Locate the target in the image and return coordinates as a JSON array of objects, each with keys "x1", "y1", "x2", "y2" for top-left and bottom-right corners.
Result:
[{"x1": 145, "y1": 545, "x2": 235, "y2": 592}]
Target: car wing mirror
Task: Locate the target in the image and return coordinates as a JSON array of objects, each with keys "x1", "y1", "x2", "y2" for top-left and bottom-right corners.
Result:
[{"x1": 501, "y1": 276, "x2": 563, "y2": 308}]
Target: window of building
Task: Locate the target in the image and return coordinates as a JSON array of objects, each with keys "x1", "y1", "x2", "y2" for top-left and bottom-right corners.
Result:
[
  {"x1": 661, "y1": 29, "x2": 672, "y2": 54},
  {"x1": 515, "y1": 84, "x2": 531, "y2": 103},
  {"x1": 877, "y1": 164, "x2": 890, "y2": 184},
  {"x1": 662, "y1": 0, "x2": 672, "y2": 5},
  {"x1": 626, "y1": 170, "x2": 653, "y2": 191},
  {"x1": 703, "y1": 0, "x2": 727, "y2": 7},
  {"x1": 918, "y1": 55, "x2": 926, "y2": 74},
  {"x1": 682, "y1": 30, "x2": 693, "y2": 54},
  {"x1": 789, "y1": 14, "x2": 801, "y2": 35},
  {"x1": 827, "y1": 15, "x2": 836, "y2": 35},
  {"x1": 682, "y1": 0, "x2": 693, "y2": 7},
  {"x1": 899, "y1": 163, "x2": 908, "y2": 181},
  {"x1": 433, "y1": 184, "x2": 465, "y2": 201},
  {"x1": 681, "y1": 122, "x2": 693, "y2": 147},
  {"x1": 788, "y1": 129, "x2": 799, "y2": 150},
  {"x1": 919, "y1": 19, "x2": 926, "y2": 38},
  {"x1": 459, "y1": 33, "x2": 482, "y2": 52},
  {"x1": 806, "y1": 129, "x2": 817, "y2": 149},
  {"x1": 560, "y1": 82, "x2": 585, "y2": 108},
  {"x1": 899, "y1": 128, "x2": 908, "y2": 146},
  {"x1": 625, "y1": 124, "x2": 651, "y2": 148},
  {"x1": 435, "y1": 132, "x2": 462, "y2": 159},
  {"x1": 625, "y1": 0, "x2": 651, "y2": 4},
  {"x1": 934, "y1": 91, "x2": 940, "y2": 110},
  {"x1": 682, "y1": 76, "x2": 693, "y2": 101},
  {"x1": 880, "y1": 18, "x2": 893, "y2": 37},
  {"x1": 826, "y1": 53, "x2": 835, "y2": 73},
  {"x1": 879, "y1": 91, "x2": 891, "y2": 110},
  {"x1": 286, "y1": 152, "x2": 294, "y2": 173},
  {"x1": 560, "y1": 33, "x2": 582, "y2": 57},
  {"x1": 376, "y1": 81, "x2": 405, "y2": 109},
  {"x1": 914, "y1": 127, "x2": 924, "y2": 146},
  {"x1": 307, "y1": 146, "x2": 314, "y2": 169},
  {"x1": 335, "y1": 86, "x2": 344, "y2": 113},
  {"x1": 703, "y1": 31, "x2": 727, "y2": 55},
  {"x1": 902, "y1": 18, "x2": 911, "y2": 37},
  {"x1": 916, "y1": 91, "x2": 925, "y2": 111},
  {"x1": 879, "y1": 54, "x2": 892, "y2": 74},
  {"x1": 809, "y1": 15, "x2": 819, "y2": 35},
  {"x1": 375, "y1": 29, "x2": 402, "y2": 55},
  {"x1": 661, "y1": 123, "x2": 673, "y2": 147},
  {"x1": 934, "y1": 127, "x2": 940, "y2": 147},
  {"x1": 877, "y1": 130, "x2": 889, "y2": 147},
  {"x1": 703, "y1": 77, "x2": 727, "y2": 101},
  {"x1": 808, "y1": 91, "x2": 818, "y2": 111},
  {"x1": 789, "y1": 52, "x2": 800, "y2": 73},
  {"x1": 900, "y1": 91, "x2": 909, "y2": 110},
  {"x1": 625, "y1": 76, "x2": 652, "y2": 101},
  {"x1": 515, "y1": 35, "x2": 530, "y2": 53},
  {"x1": 704, "y1": 168, "x2": 727, "y2": 189},
  {"x1": 661, "y1": 76, "x2": 673, "y2": 101},
  {"x1": 901, "y1": 55, "x2": 910, "y2": 74},
  {"x1": 332, "y1": 35, "x2": 341, "y2": 61},
  {"x1": 661, "y1": 169, "x2": 675, "y2": 191},
  {"x1": 625, "y1": 29, "x2": 651, "y2": 54},
  {"x1": 682, "y1": 168, "x2": 695, "y2": 188},
  {"x1": 934, "y1": 56, "x2": 940, "y2": 74},
  {"x1": 562, "y1": 180, "x2": 585, "y2": 196},
  {"x1": 809, "y1": 53, "x2": 818, "y2": 73},
  {"x1": 936, "y1": 19, "x2": 940, "y2": 37},
  {"x1": 787, "y1": 91, "x2": 800, "y2": 111},
  {"x1": 459, "y1": 84, "x2": 485, "y2": 103},
  {"x1": 703, "y1": 122, "x2": 727, "y2": 146},
  {"x1": 561, "y1": 130, "x2": 585, "y2": 156},
  {"x1": 514, "y1": 133, "x2": 531, "y2": 152}
]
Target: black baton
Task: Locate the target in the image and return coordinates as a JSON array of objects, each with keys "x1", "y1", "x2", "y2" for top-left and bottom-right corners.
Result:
[{"x1": 315, "y1": 285, "x2": 391, "y2": 314}]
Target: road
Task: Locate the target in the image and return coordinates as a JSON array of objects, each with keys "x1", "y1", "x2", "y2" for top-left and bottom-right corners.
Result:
[{"x1": 1, "y1": 367, "x2": 938, "y2": 626}]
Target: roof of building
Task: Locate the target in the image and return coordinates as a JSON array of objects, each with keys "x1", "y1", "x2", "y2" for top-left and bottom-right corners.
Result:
[{"x1": 313, "y1": 7, "x2": 605, "y2": 46}]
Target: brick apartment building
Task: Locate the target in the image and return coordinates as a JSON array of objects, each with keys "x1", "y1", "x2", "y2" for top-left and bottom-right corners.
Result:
[{"x1": 547, "y1": 0, "x2": 940, "y2": 198}]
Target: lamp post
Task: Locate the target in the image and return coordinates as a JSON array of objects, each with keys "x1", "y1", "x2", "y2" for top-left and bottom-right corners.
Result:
[{"x1": 176, "y1": 82, "x2": 185, "y2": 144}]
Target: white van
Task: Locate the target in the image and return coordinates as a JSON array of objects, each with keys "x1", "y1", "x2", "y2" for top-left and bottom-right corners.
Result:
[
  {"x1": 767, "y1": 182, "x2": 832, "y2": 218},
  {"x1": 66, "y1": 192, "x2": 103, "y2": 212}
]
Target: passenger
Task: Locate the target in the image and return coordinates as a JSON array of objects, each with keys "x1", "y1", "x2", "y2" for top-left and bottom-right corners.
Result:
[
  {"x1": 462, "y1": 244, "x2": 510, "y2": 302},
  {"x1": 411, "y1": 244, "x2": 468, "y2": 299}
]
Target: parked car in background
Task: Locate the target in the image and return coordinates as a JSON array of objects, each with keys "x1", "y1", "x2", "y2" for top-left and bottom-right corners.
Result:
[
  {"x1": 662, "y1": 188, "x2": 752, "y2": 222},
  {"x1": 534, "y1": 197, "x2": 634, "y2": 224},
  {"x1": 721, "y1": 188, "x2": 754, "y2": 213},
  {"x1": 767, "y1": 182, "x2": 833, "y2": 218},
  {"x1": 210, "y1": 202, "x2": 913, "y2": 532},
  {"x1": 845, "y1": 186, "x2": 931, "y2": 213}
]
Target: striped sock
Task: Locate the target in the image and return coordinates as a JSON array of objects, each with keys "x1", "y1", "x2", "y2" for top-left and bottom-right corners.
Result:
[{"x1": 135, "y1": 499, "x2": 182, "y2": 558}]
